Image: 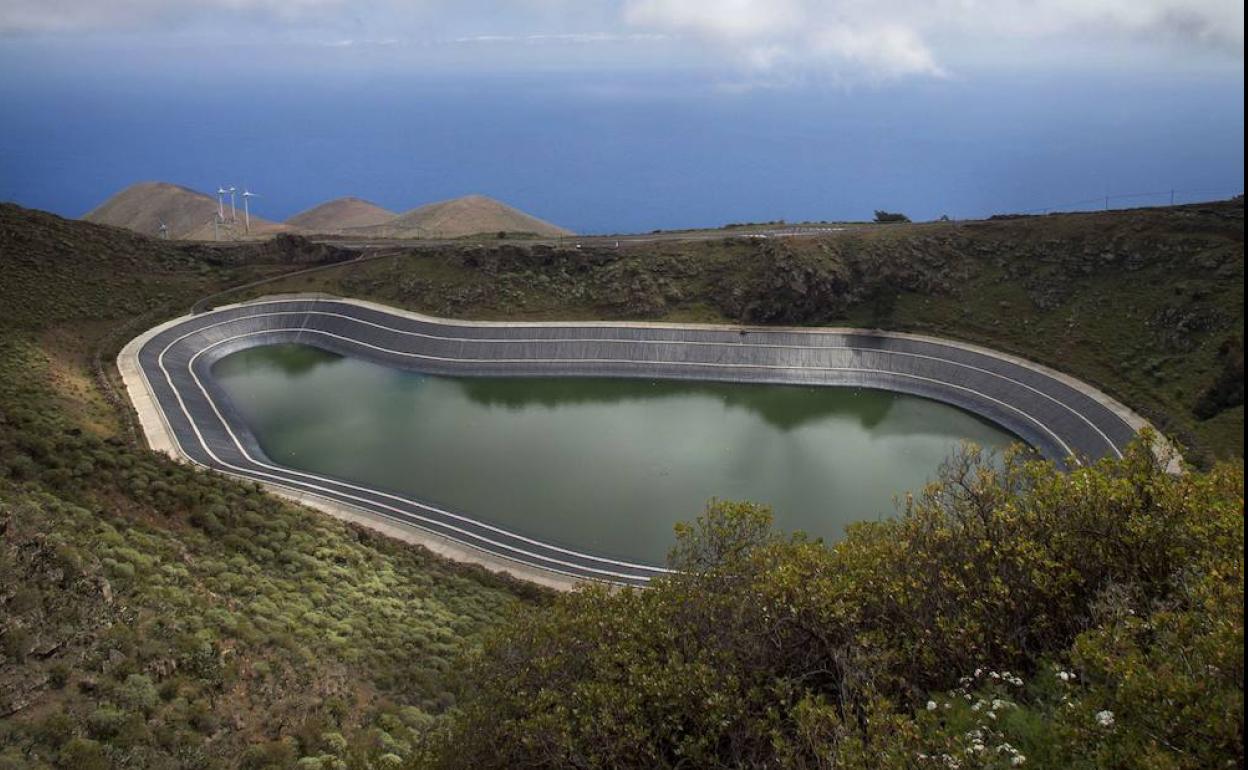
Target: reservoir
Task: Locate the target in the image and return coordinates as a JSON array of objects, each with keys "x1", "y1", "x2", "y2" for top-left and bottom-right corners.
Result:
[{"x1": 212, "y1": 343, "x2": 1020, "y2": 566}]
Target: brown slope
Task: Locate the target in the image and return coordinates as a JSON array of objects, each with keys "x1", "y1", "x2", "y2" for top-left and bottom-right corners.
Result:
[
  {"x1": 286, "y1": 197, "x2": 397, "y2": 232},
  {"x1": 84, "y1": 181, "x2": 290, "y2": 241},
  {"x1": 353, "y1": 194, "x2": 573, "y2": 239}
]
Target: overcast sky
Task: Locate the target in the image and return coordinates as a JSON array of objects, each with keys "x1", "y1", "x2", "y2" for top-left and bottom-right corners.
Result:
[{"x1": 2, "y1": 0, "x2": 1242, "y2": 83}]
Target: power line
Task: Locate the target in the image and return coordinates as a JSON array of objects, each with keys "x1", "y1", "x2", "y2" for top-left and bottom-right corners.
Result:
[{"x1": 1013, "y1": 187, "x2": 1241, "y2": 217}]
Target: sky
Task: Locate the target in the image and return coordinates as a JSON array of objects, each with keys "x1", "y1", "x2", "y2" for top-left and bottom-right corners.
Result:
[{"x1": 0, "y1": 0, "x2": 1243, "y2": 233}]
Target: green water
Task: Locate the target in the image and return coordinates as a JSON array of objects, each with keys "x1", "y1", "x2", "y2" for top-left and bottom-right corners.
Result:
[{"x1": 212, "y1": 344, "x2": 1019, "y2": 565}]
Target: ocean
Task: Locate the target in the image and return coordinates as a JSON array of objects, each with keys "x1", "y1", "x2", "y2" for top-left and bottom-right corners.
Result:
[{"x1": 0, "y1": 69, "x2": 1242, "y2": 234}]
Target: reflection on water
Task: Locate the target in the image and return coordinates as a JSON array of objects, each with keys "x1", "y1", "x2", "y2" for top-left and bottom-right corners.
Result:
[
  {"x1": 457, "y1": 377, "x2": 898, "y2": 432},
  {"x1": 212, "y1": 343, "x2": 1021, "y2": 565}
]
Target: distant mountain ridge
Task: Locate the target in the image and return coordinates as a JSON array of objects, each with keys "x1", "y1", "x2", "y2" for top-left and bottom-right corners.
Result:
[
  {"x1": 286, "y1": 197, "x2": 397, "y2": 232},
  {"x1": 84, "y1": 181, "x2": 289, "y2": 241},
  {"x1": 84, "y1": 183, "x2": 573, "y2": 240},
  {"x1": 350, "y1": 194, "x2": 573, "y2": 239}
]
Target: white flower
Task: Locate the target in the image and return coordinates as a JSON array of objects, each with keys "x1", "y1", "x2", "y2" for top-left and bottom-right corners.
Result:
[
  {"x1": 927, "y1": 700, "x2": 938, "y2": 711},
  {"x1": 1011, "y1": 755, "x2": 1027, "y2": 766},
  {"x1": 1057, "y1": 671, "x2": 1071, "y2": 682},
  {"x1": 1096, "y1": 710, "x2": 1116, "y2": 728}
]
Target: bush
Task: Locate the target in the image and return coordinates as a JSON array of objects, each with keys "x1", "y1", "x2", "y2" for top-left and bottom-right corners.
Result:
[
  {"x1": 440, "y1": 439, "x2": 1243, "y2": 769},
  {"x1": 59, "y1": 738, "x2": 109, "y2": 770},
  {"x1": 1194, "y1": 334, "x2": 1244, "y2": 419},
  {"x1": 873, "y1": 210, "x2": 911, "y2": 223},
  {"x1": 119, "y1": 673, "x2": 159, "y2": 716},
  {"x1": 1, "y1": 627, "x2": 31, "y2": 663},
  {"x1": 86, "y1": 705, "x2": 128, "y2": 739}
]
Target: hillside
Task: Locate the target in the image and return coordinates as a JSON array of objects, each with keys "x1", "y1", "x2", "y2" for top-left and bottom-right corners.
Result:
[
  {"x1": 84, "y1": 182, "x2": 290, "y2": 241},
  {"x1": 229, "y1": 199, "x2": 1246, "y2": 465},
  {"x1": 354, "y1": 194, "x2": 572, "y2": 239},
  {"x1": 0, "y1": 205, "x2": 538, "y2": 768},
  {"x1": 286, "y1": 197, "x2": 397, "y2": 232},
  {"x1": 0, "y1": 201, "x2": 1242, "y2": 769}
]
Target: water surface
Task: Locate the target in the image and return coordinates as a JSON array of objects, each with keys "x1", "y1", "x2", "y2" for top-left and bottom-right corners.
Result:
[{"x1": 213, "y1": 343, "x2": 1019, "y2": 565}]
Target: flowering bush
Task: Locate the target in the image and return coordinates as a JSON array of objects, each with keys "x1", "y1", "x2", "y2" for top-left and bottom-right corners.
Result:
[{"x1": 441, "y1": 439, "x2": 1244, "y2": 769}]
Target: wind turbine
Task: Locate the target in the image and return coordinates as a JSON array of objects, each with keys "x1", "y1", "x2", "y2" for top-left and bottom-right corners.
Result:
[
  {"x1": 158, "y1": 220, "x2": 169, "y2": 240},
  {"x1": 216, "y1": 187, "x2": 227, "y2": 220},
  {"x1": 228, "y1": 186, "x2": 238, "y2": 223},
  {"x1": 241, "y1": 189, "x2": 259, "y2": 234}
]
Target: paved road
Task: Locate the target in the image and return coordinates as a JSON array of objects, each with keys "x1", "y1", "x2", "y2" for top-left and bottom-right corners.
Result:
[{"x1": 124, "y1": 297, "x2": 1147, "y2": 586}]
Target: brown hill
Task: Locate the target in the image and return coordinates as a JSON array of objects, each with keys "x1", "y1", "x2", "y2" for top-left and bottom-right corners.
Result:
[
  {"x1": 354, "y1": 194, "x2": 573, "y2": 239},
  {"x1": 84, "y1": 181, "x2": 290, "y2": 241},
  {"x1": 286, "y1": 197, "x2": 397, "y2": 232}
]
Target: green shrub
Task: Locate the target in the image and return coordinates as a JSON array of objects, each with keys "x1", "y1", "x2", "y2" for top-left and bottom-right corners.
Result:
[
  {"x1": 86, "y1": 705, "x2": 128, "y2": 739},
  {"x1": 58, "y1": 737, "x2": 109, "y2": 770},
  {"x1": 440, "y1": 440, "x2": 1243, "y2": 769},
  {"x1": 119, "y1": 673, "x2": 159, "y2": 715},
  {"x1": 32, "y1": 709, "x2": 74, "y2": 749}
]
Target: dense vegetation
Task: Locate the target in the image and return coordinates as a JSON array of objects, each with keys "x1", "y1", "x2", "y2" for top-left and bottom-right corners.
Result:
[
  {"x1": 235, "y1": 200, "x2": 1245, "y2": 465},
  {"x1": 443, "y1": 443, "x2": 1243, "y2": 769},
  {"x1": 0, "y1": 205, "x2": 539, "y2": 768},
  {"x1": 1, "y1": 202, "x2": 1243, "y2": 768}
]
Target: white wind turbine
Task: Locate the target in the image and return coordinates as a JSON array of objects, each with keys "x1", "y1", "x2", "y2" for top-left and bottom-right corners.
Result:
[
  {"x1": 216, "y1": 186, "x2": 227, "y2": 220},
  {"x1": 158, "y1": 219, "x2": 169, "y2": 240},
  {"x1": 228, "y1": 186, "x2": 238, "y2": 223},
  {"x1": 241, "y1": 188, "x2": 259, "y2": 234}
]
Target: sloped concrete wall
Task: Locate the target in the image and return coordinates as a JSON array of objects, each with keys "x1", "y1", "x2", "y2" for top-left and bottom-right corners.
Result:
[{"x1": 121, "y1": 296, "x2": 1152, "y2": 586}]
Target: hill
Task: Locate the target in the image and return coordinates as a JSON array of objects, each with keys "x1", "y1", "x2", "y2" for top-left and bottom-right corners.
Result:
[
  {"x1": 355, "y1": 194, "x2": 572, "y2": 239},
  {"x1": 0, "y1": 205, "x2": 537, "y2": 767},
  {"x1": 228, "y1": 200, "x2": 1245, "y2": 464},
  {"x1": 0, "y1": 200, "x2": 1242, "y2": 769},
  {"x1": 83, "y1": 181, "x2": 290, "y2": 241},
  {"x1": 285, "y1": 197, "x2": 397, "y2": 232}
]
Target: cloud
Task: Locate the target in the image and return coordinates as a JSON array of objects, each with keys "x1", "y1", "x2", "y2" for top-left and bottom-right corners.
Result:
[
  {"x1": 0, "y1": 0, "x2": 349, "y2": 33},
  {"x1": 624, "y1": 0, "x2": 803, "y2": 40},
  {"x1": 618, "y1": 0, "x2": 1243, "y2": 80},
  {"x1": 452, "y1": 32, "x2": 671, "y2": 46},
  {"x1": 0, "y1": 0, "x2": 1240, "y2": 83}
]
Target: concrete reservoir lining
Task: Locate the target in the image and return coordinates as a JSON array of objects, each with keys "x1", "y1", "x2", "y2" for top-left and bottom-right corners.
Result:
[{"x1": 120, "y1": 296, "x2": 1154, "y2": 588}]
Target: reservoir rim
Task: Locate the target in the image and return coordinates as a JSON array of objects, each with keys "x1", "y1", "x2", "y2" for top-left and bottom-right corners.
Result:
[{"x1": 119, "y1": 295, "x2": 1173, "y2": 588}]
